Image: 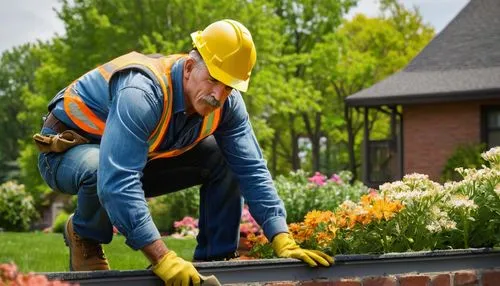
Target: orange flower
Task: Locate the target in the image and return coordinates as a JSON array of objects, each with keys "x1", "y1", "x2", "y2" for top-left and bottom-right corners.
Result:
[
  {"x1": 357, "y1": 213, "x2": 372, "y2": 225},
  {"x1": 304, "y1": 210, "x2": 324, "y2": 228},
  {"x1": 289, "y1": 222, "x2": 301, "y2": 234},
  {"x1": 315, "y1": 231, "x2": 333, "y2": 247},
  {"x1": 348, "y1": 213, "x2": 358, "y2": 229},
  {"x1": 289, "y1": 222, "x2": 313, "y2": 243},
  {"x1": 246, "y1": 232, "x2": 268, "y2": 247},
  {"x1": 327, "y1": 224, "x2": 338, "y2": 238},
  {"x1": 360, "y1": 194, "x2": 373, "y2": 206},
  {"x1": 335, "y1": 212, "x2": 349, "y2": 228},
  {"x1": 318, "y1": 210, "x2": 335, "y2": 224},
  {"x1": 371, "y1": 197, "x2": 404, "y2": 221}
]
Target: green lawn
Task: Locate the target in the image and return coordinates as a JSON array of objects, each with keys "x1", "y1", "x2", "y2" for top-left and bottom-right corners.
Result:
[{"x1": 0, "y1": 232, "x2": 196, "y2": 273}]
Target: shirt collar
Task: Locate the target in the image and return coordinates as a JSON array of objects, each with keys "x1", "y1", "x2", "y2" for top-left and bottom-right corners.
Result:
[{"x1": 171, "y1": 58, "x2": 186, "y2": 114}]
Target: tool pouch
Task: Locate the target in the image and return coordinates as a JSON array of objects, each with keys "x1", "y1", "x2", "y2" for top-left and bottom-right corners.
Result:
[{"x1": 33, "y1": 130, "x2": 90, "y2": 153}]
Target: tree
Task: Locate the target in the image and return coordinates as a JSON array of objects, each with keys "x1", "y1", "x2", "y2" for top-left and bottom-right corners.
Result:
[
  {"x1": 14, "y1": 0, "x2": 435, "y2": 207},
  {"x1": 0, "y1": 44, "x2": 43, "y2": 182},
  {"x1": 308, "y1": 0, "x2": 434, "y2": 178},
  {"x1": 258, "y1": 0, "x2": 357, "y2": 172},
  {"x1": 16, "y1": 0, "x2": 284, "y2": 203}
]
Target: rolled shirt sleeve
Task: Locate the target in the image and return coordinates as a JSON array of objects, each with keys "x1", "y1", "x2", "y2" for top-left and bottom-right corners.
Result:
[
  {"x1": 98, "y1": 70, "x2": 163, "y2": 250},
  {"x1": 214, "y1": 91, "x2": 289, "y2": 241}
]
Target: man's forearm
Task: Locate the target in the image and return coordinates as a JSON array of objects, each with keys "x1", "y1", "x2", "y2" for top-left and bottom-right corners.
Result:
[{"x1": 141, "y1": 239, "x2": 169, "y2": 265}]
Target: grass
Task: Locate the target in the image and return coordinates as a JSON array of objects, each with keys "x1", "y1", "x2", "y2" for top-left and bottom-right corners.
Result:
[{"x1": 0, "y1": 232, "x2": 196, "y2": 273}]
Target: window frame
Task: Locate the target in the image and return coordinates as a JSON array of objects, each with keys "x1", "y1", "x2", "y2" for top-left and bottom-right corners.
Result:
[{"x1": 481, "y1": 105, "x2": 500, "y2": 148}]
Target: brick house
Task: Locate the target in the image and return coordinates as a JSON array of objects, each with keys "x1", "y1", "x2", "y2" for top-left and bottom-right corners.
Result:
[{"x1": 345, "y1": 0, "x2": 500, "y2": 187}]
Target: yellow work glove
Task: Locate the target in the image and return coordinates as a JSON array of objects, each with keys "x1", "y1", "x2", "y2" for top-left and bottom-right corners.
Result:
[
  {"x1": 272, "y1": 233, "x2": 334, "y2": 267},
  {"x1": 152, "y1": 251, "x2": 201, "y2": 286}
]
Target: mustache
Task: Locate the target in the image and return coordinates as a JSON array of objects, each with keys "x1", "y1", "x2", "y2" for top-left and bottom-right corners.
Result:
[{"x1": 202, "y1": 95, "x2": 221, "y2": 108}]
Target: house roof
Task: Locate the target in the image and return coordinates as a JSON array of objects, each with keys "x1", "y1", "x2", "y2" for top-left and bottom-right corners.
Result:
[{"x1": 345, "y1": 0, "x2": 500, "y2": 107}]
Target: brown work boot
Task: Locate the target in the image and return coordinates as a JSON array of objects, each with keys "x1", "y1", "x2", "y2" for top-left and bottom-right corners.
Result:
[{"x1": 63, "y1": 214, "x2": 110, "y2": 271}]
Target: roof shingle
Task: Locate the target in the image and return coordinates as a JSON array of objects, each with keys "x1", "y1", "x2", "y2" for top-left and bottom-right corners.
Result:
[{"x1": 345, "y1": 0, "x2": 500, "y2": 107}]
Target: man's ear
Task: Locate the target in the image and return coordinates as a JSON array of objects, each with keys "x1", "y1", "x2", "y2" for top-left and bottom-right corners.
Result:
[{"x1": 184, "y1": 57, "x2": 195, "y2": 80}]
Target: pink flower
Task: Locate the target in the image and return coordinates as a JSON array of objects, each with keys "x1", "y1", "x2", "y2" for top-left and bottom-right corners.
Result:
[
  {"x1": 174, "y1": 216, "x2": 198, "y2": 229},
  {"x1": 240, "y1": 205, "x2": 261, "y2": 236},
  {"x1": 308, "y1": 172, "x2": 326, "y2": 186},
  {"x1": 368, "y1": 188, "x2": 378, "y2": 196},
  {"x1": 328, "y1": 174, "x2": 343, "y2": 185},
  {"x1": 173, "y1": 216, "x2": 199, "y2": 237}
]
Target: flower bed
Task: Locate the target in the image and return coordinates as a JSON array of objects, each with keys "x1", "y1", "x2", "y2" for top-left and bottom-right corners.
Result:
[
  {"x1": 0, "y1": 263, "x2": 73, "y2": 286},
  {"x1": 247, "y1": 147, "x2": 500, "y2": 258}
]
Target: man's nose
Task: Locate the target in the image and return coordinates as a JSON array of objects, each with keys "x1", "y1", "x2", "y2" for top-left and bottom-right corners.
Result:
[{"x1": 212, "y1": 83, "x2": 230, "y2": 100}]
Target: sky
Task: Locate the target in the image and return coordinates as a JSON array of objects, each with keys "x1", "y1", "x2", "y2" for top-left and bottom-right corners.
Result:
[{"x1": 0, "y1": 0, "x2": 470, "y2": 53}]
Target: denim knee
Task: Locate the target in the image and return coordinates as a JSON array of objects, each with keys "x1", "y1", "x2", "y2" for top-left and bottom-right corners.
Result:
[
  {"x1": 38, "y1": 152, "x2": 63, "y2": 192},
  {"x1": 55, "y1": 145, "x2": 100, "y2": 195}
]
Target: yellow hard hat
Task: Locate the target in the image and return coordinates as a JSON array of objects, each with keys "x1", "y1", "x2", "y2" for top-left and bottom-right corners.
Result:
[{"x1": 191, "y1": 19, "x2": 257, "y2": 92}]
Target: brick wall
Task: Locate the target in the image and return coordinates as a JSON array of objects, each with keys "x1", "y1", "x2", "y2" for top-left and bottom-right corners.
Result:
[
  {"x1": 262, "y1": 267, "x2": 500, "y2": 286},
  {"x1": 402, "y1": 99, "x2": 500, "y2": 181}
]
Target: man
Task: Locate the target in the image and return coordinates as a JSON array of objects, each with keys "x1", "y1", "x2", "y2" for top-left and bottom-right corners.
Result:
[{"x1": 34, "y1": 19, "x2": 333, "y2": 285}]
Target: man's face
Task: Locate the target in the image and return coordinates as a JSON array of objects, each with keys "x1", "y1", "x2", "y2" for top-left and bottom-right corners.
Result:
[{"x1": 183, "y1": 59, "x2": 233, "y2": 116}]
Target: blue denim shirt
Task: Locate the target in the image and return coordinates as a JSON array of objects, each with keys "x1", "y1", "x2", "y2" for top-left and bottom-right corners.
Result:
[{"x1": 52, "y1": 59, "x2": 288, "y2": 249}]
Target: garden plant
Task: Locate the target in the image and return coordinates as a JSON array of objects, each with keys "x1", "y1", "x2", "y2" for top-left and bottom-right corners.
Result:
[
  {"x1": 274, "y1": 170, "x2": 367, "y2": 223},
  {"x1": 247, "y1": 147, "x2": 500, "y2": 258}
]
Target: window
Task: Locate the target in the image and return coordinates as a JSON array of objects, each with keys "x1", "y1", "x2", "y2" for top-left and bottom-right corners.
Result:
[
  {"x1": 366, "y1": 139, "x2": 397, "y2": 184},
  {"x1": 482, "y1": 106, "x2": 500, "y2": 149}
]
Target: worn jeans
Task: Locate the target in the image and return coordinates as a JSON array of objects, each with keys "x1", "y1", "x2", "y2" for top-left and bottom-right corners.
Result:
[{"x1": 38, "y1": 132, "x2": 243, "y2": 261}]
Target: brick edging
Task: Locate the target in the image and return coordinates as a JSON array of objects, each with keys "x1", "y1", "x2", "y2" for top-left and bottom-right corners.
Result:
[{"x1": 262, "y1": 267, "x2": 500, "y2": 286}]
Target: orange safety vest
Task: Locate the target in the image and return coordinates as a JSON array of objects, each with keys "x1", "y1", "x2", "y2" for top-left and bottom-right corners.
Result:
[{"x1": 62, "y1": 51, "x2": 222, "y2": 160}]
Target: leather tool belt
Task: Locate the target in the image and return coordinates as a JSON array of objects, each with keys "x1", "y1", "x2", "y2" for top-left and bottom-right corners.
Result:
[{"x1": 32, "y1": 113, "x2": 90, "y2": 153}]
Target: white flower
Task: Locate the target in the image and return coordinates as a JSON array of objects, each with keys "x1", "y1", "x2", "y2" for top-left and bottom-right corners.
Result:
[
  {"x1": 380, "y1": 181, "x2": 409, "y2": 193},
  {"x1": 403, "y1": 173, "x2": 429, "y2": 181},
  {"x1": 444, "y1": 181, "x2": 461, "y2": 193},
  {"x1": 482, "y1": 147, "x2": 500, "y2": 166},
  {"x1": 449, "y1": 195, "x2": 477, "y2": 210},
  {"x1": 426, "y1": 221, "x2": 442, "y2": 233},
  {"x1": 388, "y1": 190, "x2": 426, "y2": 202},
  {"x1": 439, "y1": 218, "x2": 457, "y2": 230},
  {"x1": 340, "y1": 200, "x2": 357, "y2": 210}
]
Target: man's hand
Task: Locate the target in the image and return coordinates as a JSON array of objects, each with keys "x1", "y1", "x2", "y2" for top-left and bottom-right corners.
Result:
[
  {"x1": 152, "y1": 251, "x2": 201, "y2": 286},
  {"x1": 271, "y1": 233, "x2": 334, "y2": 267}
]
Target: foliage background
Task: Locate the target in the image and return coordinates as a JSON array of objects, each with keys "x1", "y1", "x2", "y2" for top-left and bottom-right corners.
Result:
[{"x1": 0, "y1": 0, "x2": 434, "y2": 224}]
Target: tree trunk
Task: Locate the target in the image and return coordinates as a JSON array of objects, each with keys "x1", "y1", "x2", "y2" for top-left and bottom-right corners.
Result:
[
  {"x1": 289, "y1": 115, "x2": 300, "y2": 170},
  {"x1": 325, "y1": 135, "x2": 331, "y2": 174},
  {"x1": 271, "y1": 131, "x2": 279, "y2": 175},
  {"x1": 345, "y1": 104, "x2": 357, "y2": 181},
  {"x1": 311, "y1": 113, "x2": 322, "y2": 171}
]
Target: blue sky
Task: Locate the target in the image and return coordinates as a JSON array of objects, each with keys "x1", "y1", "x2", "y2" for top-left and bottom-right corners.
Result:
[{"x1": 0, "y1": 0, "x2": 469, "y2": 53}]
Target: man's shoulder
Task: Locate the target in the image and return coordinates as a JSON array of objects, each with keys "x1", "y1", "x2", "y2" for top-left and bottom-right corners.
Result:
[
  {"x1": 219, "y1": 90, "x2": 248, "y2": 127},
  {"x1": 226, "y1": 90, "x2": 245, "y2": 108},
  {"x1": 113, "y1": 69, "x2": 159, "y2": 94}
]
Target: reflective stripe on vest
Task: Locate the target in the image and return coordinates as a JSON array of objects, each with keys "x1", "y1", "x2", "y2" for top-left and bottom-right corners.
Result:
[
  {"x1": 148, "y1": 107, "x2": 222, "y2": 160},
  {"x1": 63, "y1": 81, "x2": 106, "y2": 135},
  {"x1": 62, "y1": 51, "x2": 222, "y2": 158}
]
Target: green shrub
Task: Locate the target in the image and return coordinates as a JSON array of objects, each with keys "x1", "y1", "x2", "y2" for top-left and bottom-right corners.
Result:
[
  {"x1": 0, "y1": 181, "x2": 38, "y2": 231},
  {"x1": 441, "y1": 143, "x2": 486, "y2": 182},
  {"x1": 275, "y1": 170, "x2": 368, "y2": 223},
  {"x1": 52, "y1": 211, "x2": 70, "y2": 233},
  {"x1": 149, "y1": 186, "x2": 200, "y2": 234}
]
